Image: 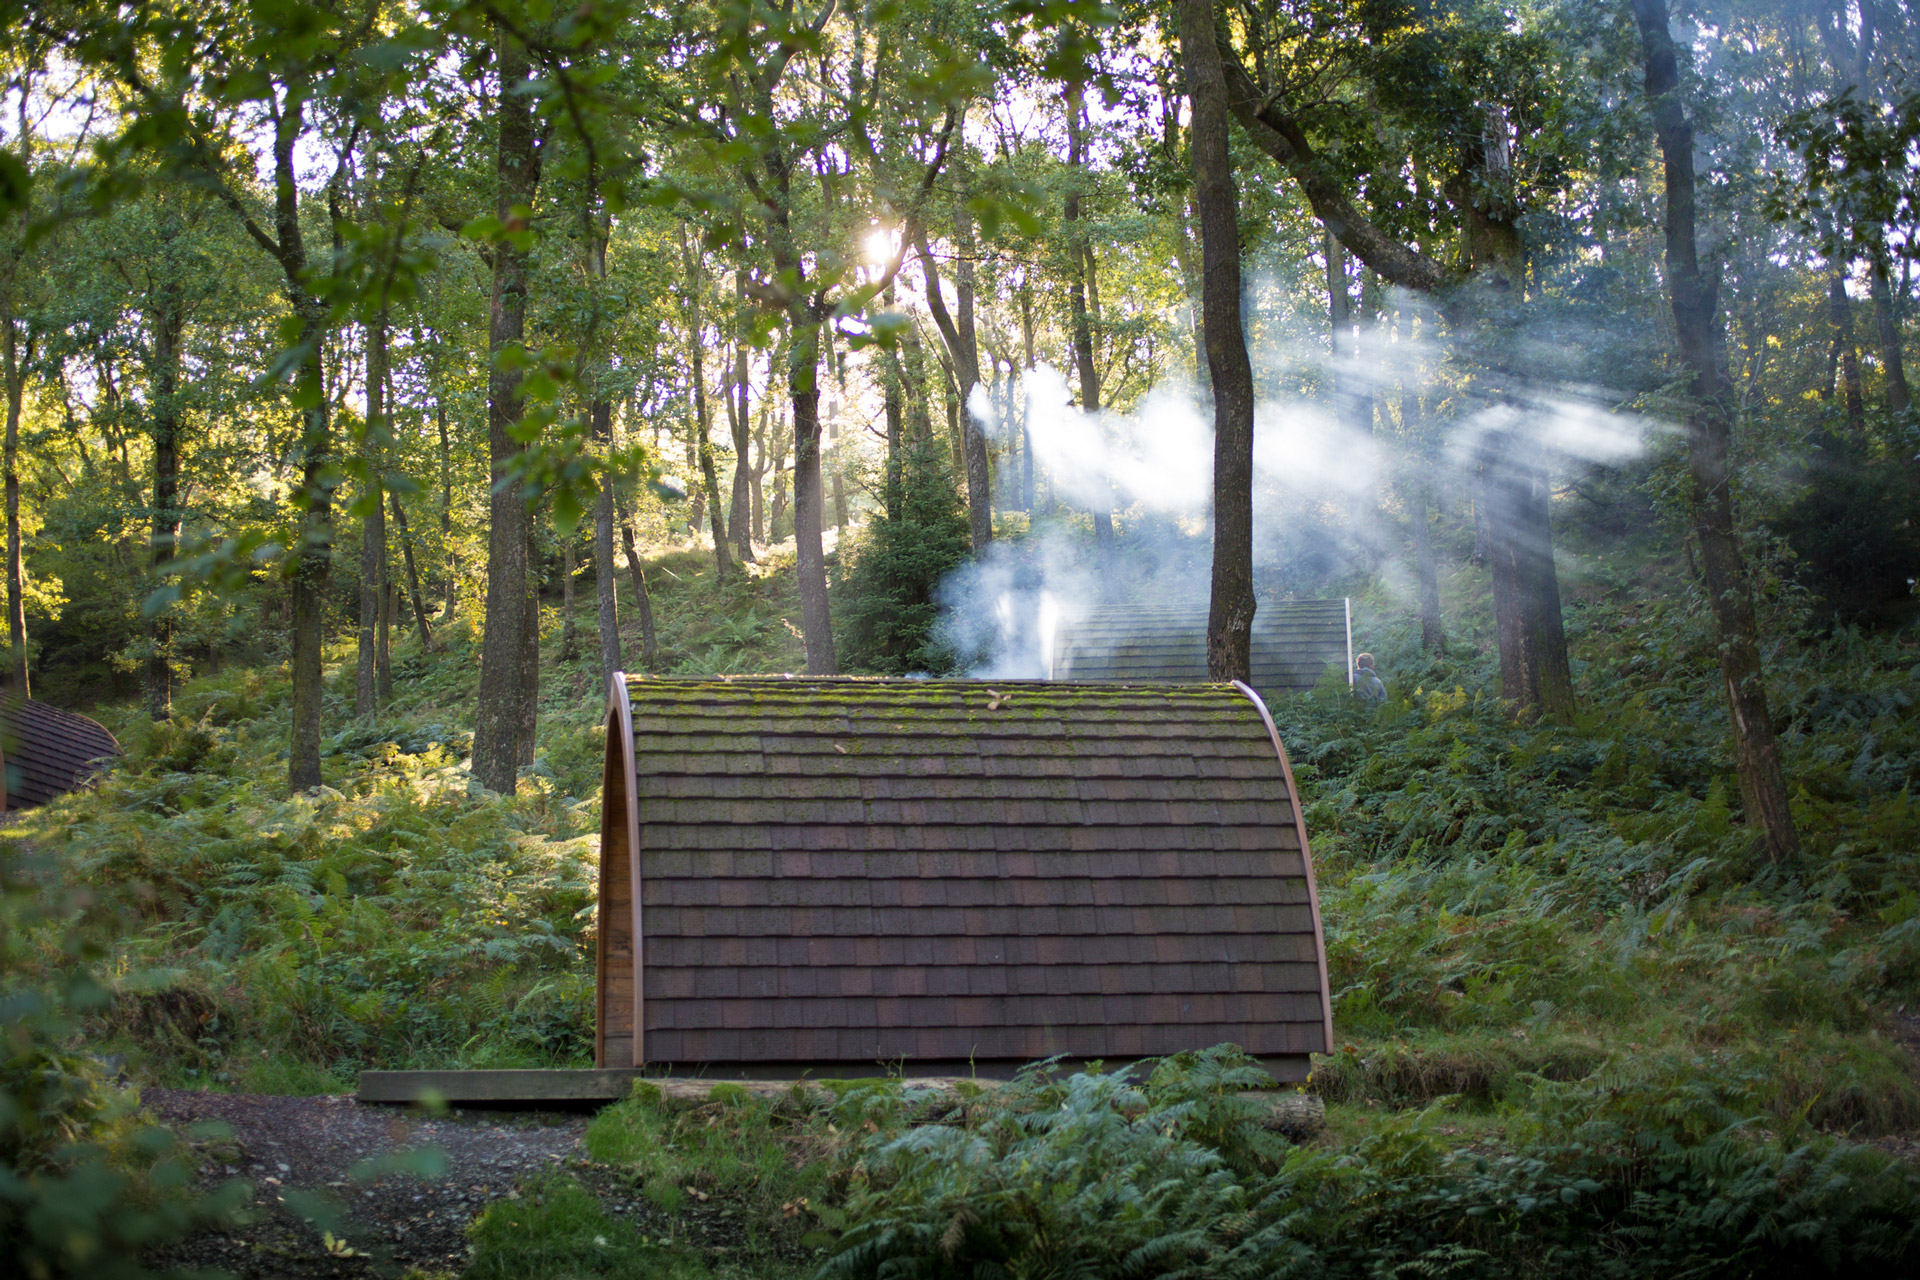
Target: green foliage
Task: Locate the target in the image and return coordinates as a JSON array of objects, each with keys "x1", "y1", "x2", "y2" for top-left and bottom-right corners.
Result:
[
  {"x1": 10, "y1": 635, "x2": 612, "y2": 1086},
  {"x1": 834, "y1": 440, "x2": 972, "y2": 675},
  {"x1": 825, "y1": 1065, "x2": 1257, "y2": 1280},
  {"x1": 820, "y1": 1055, "x2": 1920, "y2": 1280},
  {"x1": 1273, "y1": 582, "x2": 1920, "y2": 1131},
  {"x1": 1, "y1": 844, "x2": 249, "y2": 1278}
]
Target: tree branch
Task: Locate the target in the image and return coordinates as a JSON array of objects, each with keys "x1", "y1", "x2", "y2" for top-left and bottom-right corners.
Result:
[{"x1": 1217, "y1": 40, "x2": 1450, "y2": 294}]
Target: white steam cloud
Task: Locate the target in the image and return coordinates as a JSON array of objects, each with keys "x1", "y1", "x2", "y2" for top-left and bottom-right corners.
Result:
[{"x1": 934, "y1": 300, "x2": 1657, "y2": 678}]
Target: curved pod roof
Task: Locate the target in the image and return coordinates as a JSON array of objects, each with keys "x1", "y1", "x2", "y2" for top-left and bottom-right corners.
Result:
[
  {"x1": 1052, "y1": 599, "x2": 1353, "y2": 693},
  {"x1": 0, "y1": 695, "x2": 120, "y2": 810},
  {"x1": 598, "y1": 675, "x2": 1332, "y2": 1081}
]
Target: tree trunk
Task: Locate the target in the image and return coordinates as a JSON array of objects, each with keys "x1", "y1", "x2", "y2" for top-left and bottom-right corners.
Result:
[
  {"x1": 790, "y1": 340, "x2": 835, "y2": 670},
  {"x1": 770, "y1": 401, "x2": 791, "y2": 541},
  {"x1": 147, "y1": 280, "x2": 185, "y2": 719},
  {"x1": 937, "y1": 350, "x2": 964, "y2": 476},
  {"x1": 287, "y1": 319, "x2": 333, "y2": 791},
  {"x1": 559, "y1": 538, "x2": 579, "y2": 661},
  {"x1": 882, "y1": 346, "x2": 905, "y2": 520},
  {"x1": 728, "y1": 272, "x2": 756, "y2": 563},
  {"x1": 437, "y1": 399, "x2": 457, "y2": 621},
  {"x1": 1479, "y1": 440, "x2": 1528, "y2": 699},
  {"x1": 903, "y1": 320, "x2": 936, "y2": 448},
  {"x1": 519, "y1": 521, "x2": 540, "y2": 767},
  {"x1": 249, "y1": 89, "x2": 336, "y2": 792},
  {"x1": 1327, "y1": 231, "x2": 1377, "y2": 553},
  {"x1": 1412, "y1": 475, "x2": 1445, "y2": 654},
  {"x1": 917, "y1": 224, "x2": 992, "y2": 550},
  {"x1": 473, "y1": 24, "x2": 544, "y2": 794},
  {"x1": 1020, "y1": 287, "x2": 1036, "y2": 512},
  {"x1": 377, "y1": 576, "x2": 394, "y2": 702},
  {"x1": 1829, "y1": 268, "x2": 1866, "y2": 431},
  {"x1": 996, "y1": 353, "x2": 1015, "y2": 512},
  {"x1": 619, "y1": 509, "x2": 657, "y2": 667},
  {"x1": 1478, "y1": 433, "x2": 1571, "y2": 719},
  {"x1": 829, "y1": 418, "x2": 848, "y2": 531},
  {"x1": 2, "y1": 306, "x2": 27, "y2": 696},
  {"x1": 1064, "y1": 85, "x2": 1113, "y2": 556},
  {"x1": 1870, "y1": 263, "x2": 1911, "y2": 415},
  {"x1": 678, "y1": 224, "x2": 732, "y2": 580},
  {"x1": 356, "y1": 315, "x2": 389, "y2": 718},
  {"x1": 744, "y1": 94, "x2": 836, "y2": 669},
  {"x1": 1179, "y1": 0, "x2": 1257, "y2": 681},
  {"x1": 1398, "y1": 303, "x2": 1445, "y2": 653},
  {"x1": 592, "y1": 398, "x2": 623, "y2": 685},
  {"x1": 1452, "y1": 142, "x2": 1570, "y2": 719},
  {"x1": 1519, "y1": 466, "x2": 1573, "y2": 719},
  {"x1": 1173, "y1": 205, "x2": 1210, "y2": 396},
  {"x1": 390, "y1": 491, "x2": 433, "y2": 651},
  {"x1": 749, "y1": 401, "x2": 768, "y2": 542},
  {"x1": 1634, "y1": 0, "x2": 1799, "y2": 863}
]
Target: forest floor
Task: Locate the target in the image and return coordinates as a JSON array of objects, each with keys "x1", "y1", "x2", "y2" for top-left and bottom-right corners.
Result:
[
  {"x1": 142, "y1": 1091, "x2": 592, "y2": 1278},
  {"x1": 11, "y1": 520, "x2": 1920, "y2": 1277}
]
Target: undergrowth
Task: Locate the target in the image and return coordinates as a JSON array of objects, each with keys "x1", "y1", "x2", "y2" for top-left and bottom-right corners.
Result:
[
  {"x1": 572, "y1": 1048, "x2": 1920, "y2": 1279},
  {"x1": 5, "y1": 545, "x2": 809, "y2": 1092},
  {"x1": 4, "y1": 531, "x2": 1918, "y2": 1277},
  {"x1": 1276, "y1": 570, "x2": 1920, "y2": 1133}
]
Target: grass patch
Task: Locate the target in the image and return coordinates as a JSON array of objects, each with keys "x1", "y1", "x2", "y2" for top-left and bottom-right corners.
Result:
[
  {"x1": 583, "y1": 1081, "x2": 849, "y2": 1260},
  {"x1": 466, "y1": 1176, "x2": 709, "y2": 1280}
]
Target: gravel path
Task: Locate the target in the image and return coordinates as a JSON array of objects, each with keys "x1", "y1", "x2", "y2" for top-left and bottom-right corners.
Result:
[{"x1": 142, "y1": 1089, "x2": 593, "y2": 1278}]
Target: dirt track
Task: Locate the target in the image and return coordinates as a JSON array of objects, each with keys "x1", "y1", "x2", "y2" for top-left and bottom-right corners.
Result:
[{"x1": 142, "y1": 1089, "x2": 593, "y2": 1278}]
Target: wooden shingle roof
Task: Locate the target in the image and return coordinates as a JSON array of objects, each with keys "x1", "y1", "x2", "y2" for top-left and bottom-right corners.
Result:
[
  {"x1": 1052, "y1": 599, "x2": 1352, "y2": 694},
  {"x1": 0, "y1": 695, "x2": 119, "y2": 810},
  {"x1": 597, "y1": 675, "x2": 1332, "y2": 1082}
]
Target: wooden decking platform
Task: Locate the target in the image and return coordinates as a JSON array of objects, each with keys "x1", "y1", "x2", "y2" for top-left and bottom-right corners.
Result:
[
  {"x1": 354, "y1": 1069, "x2": 982, "y2": 1105},
  {"x1": 353, "y1": 1068, "x2": 1326, "y2": 1136}
]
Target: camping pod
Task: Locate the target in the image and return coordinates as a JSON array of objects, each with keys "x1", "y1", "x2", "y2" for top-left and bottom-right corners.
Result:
[
  {"x1": 596, "y1": 676, "x2": 1333, "y2": 1082},
  {"x1": 1051, "y1": 599, "x2": 1353, "y2": 694},
  {"x1": 0, "y1": 695, "x2": 119, "y2": 811}
]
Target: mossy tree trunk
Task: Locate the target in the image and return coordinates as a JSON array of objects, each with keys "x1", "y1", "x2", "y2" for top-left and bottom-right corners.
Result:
[
  {"x1": 728, "y1": 271, "x2": 756, "y2": 564},
  {"x1": 1180, "y1": 0, "x2": 1256, "y2": 683},
  {"x1": 390, "y1": 491, "x2": 433, "y2": 652},
  {"x1": 473, "y1": 24, "x2": 545, "y2": 793},
  {"x1": 677, "y1": 223, "x2": 732, "y2": 583},
  {"x1": 356, "y1": 312, "x2": 389, "y2": 718},
  {"x1": 147, "y1": 277, "x2": 185, "y2": 719},
  {"x1": 1634, "y1": 0, "x2": 1800, "y2": 863},
  {"x1": 1869, "y1": 262, "x2": 1911, "y2": 415},
  {"x1": 1064, "y1": 86, "x2": 1113, "y2": 559}
]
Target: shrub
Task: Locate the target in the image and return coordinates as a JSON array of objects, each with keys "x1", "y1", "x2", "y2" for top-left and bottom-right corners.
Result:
[
  {"x1": 835, "y1": 439, "x2": 971, "y2": 674},
  {"x1": 1, "y1": 843, "x2": 247, "y2": 1277}
]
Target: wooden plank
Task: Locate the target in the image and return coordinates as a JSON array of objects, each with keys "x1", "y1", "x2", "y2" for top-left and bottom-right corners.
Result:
[
  {"x1": 357, "y1": 1069, "x2": 994, "y2": 1105},
  {"x1": 358, "y1": 1062, "x2": 1324, "y2": 1109},
  {"x1": 359, "y1": 1069, "x2": 649, "y2": 1103}
]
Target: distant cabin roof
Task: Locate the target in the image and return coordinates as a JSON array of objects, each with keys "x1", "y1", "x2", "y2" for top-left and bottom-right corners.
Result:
[
  {"x1": 597, "y1": 676, "x2": 1332, "y2": 1081},
  {"x1": 0, "y1": 695, "x2": 120, "y2": 810},
  {"x1": 1052, "y1": 599, "x2": 1352, "y2": 693}
]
